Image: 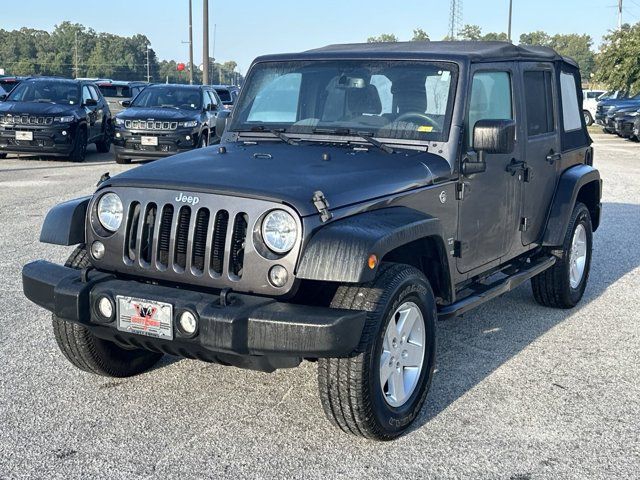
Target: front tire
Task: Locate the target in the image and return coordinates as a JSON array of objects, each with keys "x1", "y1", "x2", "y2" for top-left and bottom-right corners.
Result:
[
  {"x1": 69, "y1": 127, "x2": 87, "y2": 163},
  {"x1": 95, "y1": 133, "x2": 111, "y2": 153},
  {"x1": 115, "y1": 154, "x2": 131, "y2": 165},
  {"x1": 531, "y1": 202, "x2": 593, "y2": 309},
  {"x1": 318, "y1": 263, "x2": 437, "y2": 440},
  {"x1": 52, "y1": 246, "x2": 163, "y2": 377},
  {"x1": 583, "y1": 110, "x2": 593, "y2": 126}
]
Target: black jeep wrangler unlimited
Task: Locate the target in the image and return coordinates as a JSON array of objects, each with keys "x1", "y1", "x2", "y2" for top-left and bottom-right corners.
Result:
[{"x1": 22, "y1": 42, "x2": 601, "y2": 440}]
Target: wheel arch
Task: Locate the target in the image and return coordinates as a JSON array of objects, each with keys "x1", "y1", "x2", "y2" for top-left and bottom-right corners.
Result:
[
  {"x1": 296, "y1": 207, "x2": 454, "y2": 303},
  {"x1": 543, "y1": 164, "x2": 601, "y2": 247}
]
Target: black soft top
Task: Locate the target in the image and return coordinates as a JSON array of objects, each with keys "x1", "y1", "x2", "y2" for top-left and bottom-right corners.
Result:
[{"x1": 255, "y1": 41, "x2": 577, "y2": 67}]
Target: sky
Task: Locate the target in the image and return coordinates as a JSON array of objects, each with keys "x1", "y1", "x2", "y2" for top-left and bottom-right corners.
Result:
[{"x1": 2, "y1": 0, "x2": 637, "y2": 74}]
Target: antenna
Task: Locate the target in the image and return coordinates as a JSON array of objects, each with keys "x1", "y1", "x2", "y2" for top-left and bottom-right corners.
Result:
[
  {"x1": 449, "y1": 0, "x2": 463, "y2": 40},
  {"x1": 618, "y1": 0, "x2": 623, "y2": 30}
]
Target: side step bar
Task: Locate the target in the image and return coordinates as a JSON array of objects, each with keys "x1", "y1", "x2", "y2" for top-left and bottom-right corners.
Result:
[{"x1": 438, "y1": 256, "x2": 556, "y2": 320}]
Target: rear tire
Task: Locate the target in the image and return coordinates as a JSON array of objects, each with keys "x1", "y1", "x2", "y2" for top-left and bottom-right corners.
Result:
[
  {"x1": 52, "y1": 246, "x2": 163, "y2": 377},
  {"x1": 317, "y1": 263, "x2": 437, "y2": 440},
  {"x1": 0, "y1": 153, "x2": 6, "y2": 159},
  {"x1": 115, "y1": 154, "x2": 131, "y2": 165},
  {"x1": 531, "y1": 202, "x2": 593, "y2": 309},
  {"x1": 583, "y1": 111, "x2": 593, "y2": 126},
  {"x1": 69, "y1": 127, "x2": 87, "y2": 163}
]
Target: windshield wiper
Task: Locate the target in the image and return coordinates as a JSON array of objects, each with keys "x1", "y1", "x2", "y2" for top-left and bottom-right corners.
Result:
[
  {"x1": 241, "y1": 126, "x2": 298, "y2": 145},
  {"x1": 312, "y1": 128, "x2": 395, "y2": 154}
]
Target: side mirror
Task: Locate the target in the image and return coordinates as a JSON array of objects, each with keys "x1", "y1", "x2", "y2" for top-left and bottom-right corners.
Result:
[
  {"x1": 120, "y1": 100, "x2": 131, "y2": 108},
  {"x1": 215, "y1": 110, "x2": 231, "y2": 136},
  {"x1": 472, "y1": 119, "x2": 516, "y2": 155},
  {"x1": 83, "y1": 98, "x2": 98, "y2": 107},
  {"x1": 462, "y1": 119, "x2": 516, "y2": 176}
]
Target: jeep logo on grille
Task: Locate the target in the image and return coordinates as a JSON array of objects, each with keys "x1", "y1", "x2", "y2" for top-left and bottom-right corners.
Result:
[{"x1": 175, "y1": 192, "x2": 200, "y2": 206}]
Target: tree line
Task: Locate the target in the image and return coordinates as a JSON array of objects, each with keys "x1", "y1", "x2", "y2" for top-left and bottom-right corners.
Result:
[{"x1": 0, "y1": 22, "x2": 242, "y2": 85}]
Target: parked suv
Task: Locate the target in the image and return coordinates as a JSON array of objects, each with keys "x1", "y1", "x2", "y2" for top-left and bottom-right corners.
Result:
[
  {"x1": 22, "y1": 42, "x2": 601, "y2": 440},
  {"x1": 213, "y1": 84, "x2": 240, "y2": 110},
  {"x1": 614, "y1": 107, "x2": 640, "y2": 139},
  {"x1": 112, "y1": 84, "x2": 224, "y2": 164},
  {"x1": 0, "y1": 77, "x2": 112, "y2": 161},
  {"x1": 0, "y1": 76, "x2": 27, "y2": 93},
  {"x1": 596, "y1": 92, "x2": 640, "y2": 131},
  {"x1": 582, "y1": 89, "x2": 605, "y2": 126},
  {"x1": 96, "y1": 80, "x2": 147, "y2": 115}
]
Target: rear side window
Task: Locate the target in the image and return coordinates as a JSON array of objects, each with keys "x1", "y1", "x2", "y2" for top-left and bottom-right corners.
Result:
[
  {"x1": 468, "y1": 71, "x2": 512, "y2": 146},
  {"x1": 524, "y1": 71, "x2": 555, "y2": 136},
  {"x1": 560, "y1": 72, "x2": 582, "y2": 132},
  {"x1": 215, "y1": 89, "x2": 232, "y2": 102}
]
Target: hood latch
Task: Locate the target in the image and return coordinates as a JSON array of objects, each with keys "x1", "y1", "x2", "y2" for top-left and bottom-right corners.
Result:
[{"x1": 312, "y1": 191, "x2": 332, "y2": 223}]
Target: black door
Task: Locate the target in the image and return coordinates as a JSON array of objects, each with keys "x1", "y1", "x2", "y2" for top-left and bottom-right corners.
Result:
[
  {"x1": 81, "y1": 85, "x2": 99, "y2": 140},
  {"x1": 89, "y1": 85, "x2": 104, "y2": 139},
  {"x1": 519, "y1": 63, "x2": 561, "y2": 245},
  {"x1": 456, "y1": 64, "x2": 523, "y2": 273}
]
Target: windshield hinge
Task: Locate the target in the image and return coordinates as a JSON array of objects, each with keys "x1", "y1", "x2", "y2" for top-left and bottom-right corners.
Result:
[{"x1": 312, "y1": 191, "x2": 333, "y2": 223}]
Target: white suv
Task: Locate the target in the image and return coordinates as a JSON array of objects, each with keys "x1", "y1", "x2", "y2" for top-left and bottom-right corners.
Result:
[{"x1": 583, "y1": 89, "x2": 606, "y2": 126}]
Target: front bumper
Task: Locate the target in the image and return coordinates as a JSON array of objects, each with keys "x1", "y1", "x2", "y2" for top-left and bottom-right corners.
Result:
[
  {"x1": 0, "y1": 125, "x2": 75, "y2": 156},
  {"x1": 615, "y1": 119, "x2": 636, "y2": 137},
  {"x1": 22, "y1": 261, "x2": 366, "y2": 371},
  {"x1": 113, "y1": 127, "x2": 199, "y2": 159}
]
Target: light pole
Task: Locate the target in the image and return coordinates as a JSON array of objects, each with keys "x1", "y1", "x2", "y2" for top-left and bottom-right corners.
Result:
[
  {"x1": 203, "y1": 0, "x2": 210, "y2": 85},
  {"x1": 188, "y1": 0, "x2": 194, "y2": 84},
  {"x1": 619, "y1": 0, "x2": 623, "y2": 30},
  {"x1": 146, "y1": 44, "x2": 151, "y2": 83},
  {"x1": 508, "y1": 0, "x2": 513, "y2": 43}
]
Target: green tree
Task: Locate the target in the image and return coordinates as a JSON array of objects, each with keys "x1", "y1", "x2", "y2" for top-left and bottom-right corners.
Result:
[
  {"x1": 519, "y1": 31, "x2": 552, "y2": 46},
  {"x1": 520, "y1": 31, "x2": 595, "y2": 78},
  {"x1": 412, "y1": 28, "x2": 430, "y2": 41},
  {"x1": 595, "y1": 23, "x2": 640, "y2": 91},
  {"x1": 459, "y1": 24, "x2": 482, "y2": 41},
  {"x1": 367, "y1": 33, "x2": 398, "y2": 43},
  {"x1": 482, "y1": 32, "x2": 509, "y2": 41}
]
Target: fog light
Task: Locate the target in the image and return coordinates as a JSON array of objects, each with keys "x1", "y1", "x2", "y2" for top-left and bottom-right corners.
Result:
[
  {"x1": 268, "y1": 265, "x2": 288, "y2": 288},
  {"x1": 179, "y1": 311, "x2": 198, "y2": 335},
  {"x1": 115, "y1": 132, "x2": 121, "y2": 138},
  {"x1": 61, "y1": 130, "x2": 67, "y2": 136},
  {"x1": 185, "y1": 135, "x2": 191, "y2": 141},
  {"x1": 97, "y1": 296, "x2": 114, "y2": 319},
  {"x1": 91, "y1": 241, "x2": 105, "y2": 259}
]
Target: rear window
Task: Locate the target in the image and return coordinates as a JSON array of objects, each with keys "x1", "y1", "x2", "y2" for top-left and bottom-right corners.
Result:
[
  {"x1": 98, "y1": 85, "x2": 132, "y2": 98},
  {"x1": 560, "y1": 72, "x2": 582, "y2": 132},
  {"x1": 215, "y1": 88, "x2": 232, "y2": 102}
]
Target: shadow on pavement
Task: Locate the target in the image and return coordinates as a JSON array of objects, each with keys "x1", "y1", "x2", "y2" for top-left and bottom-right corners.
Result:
[{"x1": 411, "y1": 201, "x2": 640, "y2": 431}]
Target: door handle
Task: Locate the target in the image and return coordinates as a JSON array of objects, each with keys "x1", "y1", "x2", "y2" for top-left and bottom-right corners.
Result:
[
  {"x1": 546, "y1": 151, "x2": 562, "y2": 164},
  {"x1": 506, "y1": 158, "x2": 526, "y2": 175}
]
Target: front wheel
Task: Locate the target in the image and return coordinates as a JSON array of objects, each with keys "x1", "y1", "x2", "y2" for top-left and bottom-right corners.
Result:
[
  {"x1": 317, "y1": 263, "x2": 437, "y2": 440},
  {"x1": 583, "y1": 110, "x2": 593, "y2": 127},
  {"x1": 531, "y1": 202, "x2": 593, "y2": 308},
  {"x1": 198, "y1": 129, "x2": 209, "y2": 148},
  {"x1": 52, "y1": 246, "x2": 163, "y2": 377},
  {"x1": 69, "y1": 127, "x2": 87, "y2": 163}
]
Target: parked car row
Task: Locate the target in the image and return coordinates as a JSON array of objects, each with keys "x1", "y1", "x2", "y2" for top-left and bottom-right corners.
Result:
[
  {"x1": 594, "y1": 90, "x2": 640, "y2": 141},
  {"x1": 0, "y1": 76, "x2": 236, "y2": 162}
]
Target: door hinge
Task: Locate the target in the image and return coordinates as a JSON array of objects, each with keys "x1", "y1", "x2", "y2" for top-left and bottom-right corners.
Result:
[
  {"x1": 455, "y1": 182, "x2": 467, "y2": 200},
  {"x1": 519, "y1": 217, "x2": 530, "y2": 232},
  {"x1": 312, "y1": 190, "x2": 333, "y2": 223},
  {"x1": 453, "y1": 240, "x2": 468, "y2": 258}
]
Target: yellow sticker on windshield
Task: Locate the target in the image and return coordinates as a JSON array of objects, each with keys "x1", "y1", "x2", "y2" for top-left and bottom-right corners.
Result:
[{"x1": 417, "y1": 125, "x2": 434, "y2": 132}]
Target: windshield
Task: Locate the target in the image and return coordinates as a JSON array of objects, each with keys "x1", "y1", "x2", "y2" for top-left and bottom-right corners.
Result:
[
  {"x1": 230, "y1": 60, "x2": 457, "y2": 142},
  {"x1": 131, "y1": 86, "x2": 201, "y2": 110},
  {"x1": 99, "y1": 85, "x2": 131, "y2": 98},
  {"x1": 7, "y1": 80, "x2": 80, "y2": 105}
]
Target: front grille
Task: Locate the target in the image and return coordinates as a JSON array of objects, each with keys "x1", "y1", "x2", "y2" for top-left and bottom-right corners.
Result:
[
  {"x1": 123, "y1": 201, "x2": 245, "y2": 278},
  {"x1": 0, "y1": 115, "x2": 54, "y2": 126},
  {"x1": 125, "y1": 120, "x2": 178, "y2": 130}
]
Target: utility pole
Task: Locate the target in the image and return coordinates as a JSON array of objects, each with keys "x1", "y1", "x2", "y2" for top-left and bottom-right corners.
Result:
[
  {"x1": 188, "y1": 0, "x2": 194, "y2": 84},
  {"x1": 507, "y1": 0, "x2": 513, "y2": 43},
  {"x1": 618, "y1": 0, "x2": 623, "y2": 30},
  {"x1": 146, "y1": 45, "x2": 151, "y2": 82},
  {"x1": 203, "y1": 0, "x2": 210, "y2": 85},
  {"x1": 74, "y1": 31, "x2": 79, "y2": 78}
]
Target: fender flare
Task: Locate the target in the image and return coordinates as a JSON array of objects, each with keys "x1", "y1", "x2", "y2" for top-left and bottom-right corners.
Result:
[
  {"x1": 543, "y1": 164, "x2": 602, "y2": 246},
  {"x1": 39, "y1": 196, "x2": 90, "y2": 246},
  {"x1": 297, "y1": 207, "x2": 449, "y2": 284}
]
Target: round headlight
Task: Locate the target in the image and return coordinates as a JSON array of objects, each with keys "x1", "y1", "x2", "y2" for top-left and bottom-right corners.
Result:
[
  {"x1": 97, "y1": 193, "x2": 123, "y2": 232},
  {"x1": 261, "y1": 210, "x2": 298, "y2": 254}
]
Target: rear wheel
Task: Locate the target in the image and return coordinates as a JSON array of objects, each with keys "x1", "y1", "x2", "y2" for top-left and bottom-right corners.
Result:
[
  {"x1": 0, "y1": 153, "x2": 6, "y2": 159},
  {"x1": 69, "y1": 127, "x2": 87, "y2": 163},
  {"x1": 531, "y1": 202, "x2": 593, "y2": 309},
  {"x1": 52, "y1": 246, "x2": 163, "y2": 377},
  {"x1": 317, "y1": 263, "x2": 437, "y2": 440},
  {"x1": 583, "y1": 110, "x2": 593, "y2": 126}
]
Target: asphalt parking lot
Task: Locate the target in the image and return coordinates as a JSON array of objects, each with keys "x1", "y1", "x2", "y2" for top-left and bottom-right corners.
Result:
[{"x1": 1, "y1": 134, "x2": 638, "y2": 479}]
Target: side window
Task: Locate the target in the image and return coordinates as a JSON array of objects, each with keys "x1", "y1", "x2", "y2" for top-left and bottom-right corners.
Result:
[
  {"x1": 560, "y1": 71, "x2": 582, "y2": 132},
  {"x1": 523, "y1": 71, "x2": 555, "y2": 136},
  {"x1": 89, "y1": 85, "x2": 100, "y2": 101},
  {"x1": 82, "y1": 86, "x2": 92, "y2": 104},
  {"x1": 207, "y1": 91, "x2": 219, "y2": 108},
  {"x1": 468, "y1": 71, "x2": 512, "y2": 146},
  {"x1": 202, "y1": 90, "x2": 212, "y2": 110}
]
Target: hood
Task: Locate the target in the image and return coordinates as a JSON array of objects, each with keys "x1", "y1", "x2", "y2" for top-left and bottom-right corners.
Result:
[
  {"x1": 0, "y1": 101, "x2": 78, "y2": 116},
  {"x1": 599, "y1": 98, "x2": 640, "y2": 108},
  {"x1": 103, "y1": 142, "x2": 452, "y2": 216},
  {"x1": 116, "y1": 106, "x2": 198, "y2": 121}
]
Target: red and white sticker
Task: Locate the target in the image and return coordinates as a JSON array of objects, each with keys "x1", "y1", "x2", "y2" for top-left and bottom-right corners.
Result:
[{"x1": 116, "y1": 296, "x2": 173, "y2": 340}]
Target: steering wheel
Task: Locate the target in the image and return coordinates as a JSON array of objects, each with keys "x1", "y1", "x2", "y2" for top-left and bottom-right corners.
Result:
[{"x1": 394, "y1": 112, "x2": 440, "y2": 129}]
